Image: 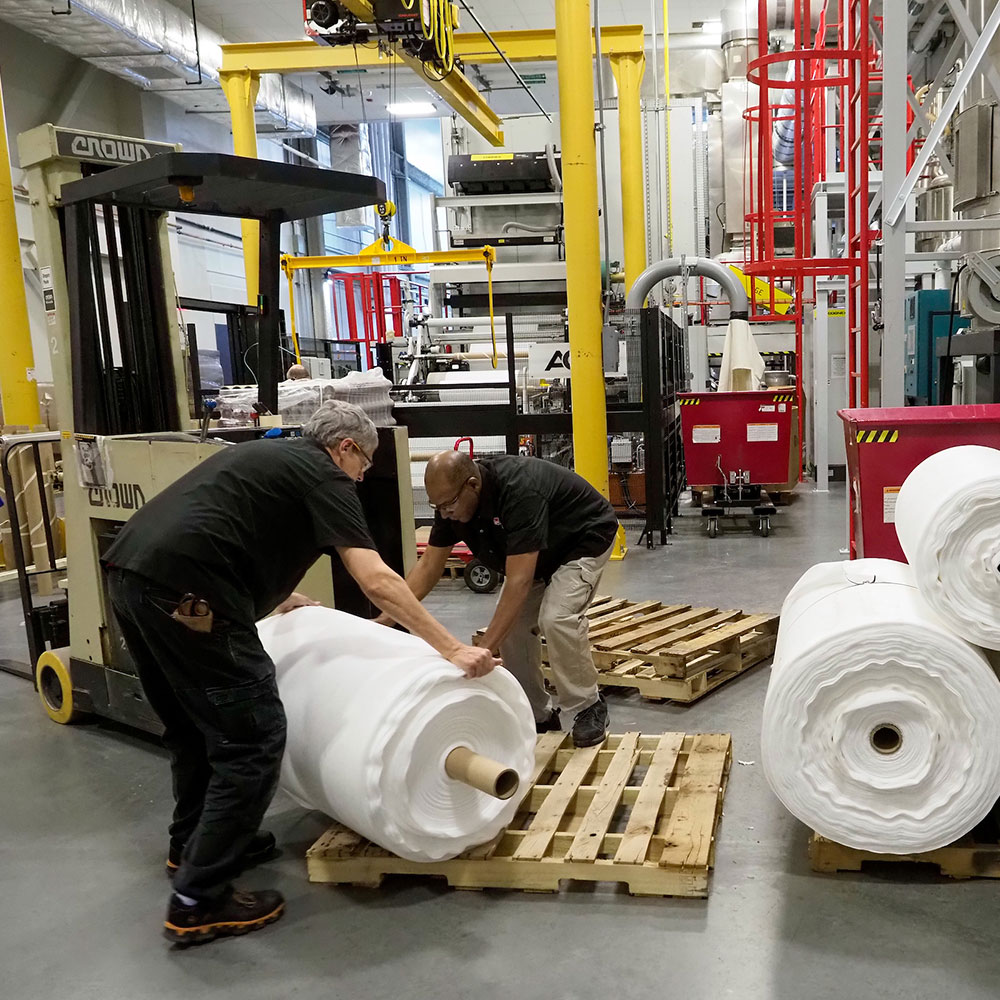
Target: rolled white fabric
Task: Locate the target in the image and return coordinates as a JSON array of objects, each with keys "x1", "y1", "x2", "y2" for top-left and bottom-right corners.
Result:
[
  {"x1": 762, "y1": 559, "x2": 1000, "y2": 853},
  {"x1": 895, "y1": 444, "x2": 1000, "y2": 650},
  {"x1": 258, "y1": 607, "x2": 536, "y2": 862}
]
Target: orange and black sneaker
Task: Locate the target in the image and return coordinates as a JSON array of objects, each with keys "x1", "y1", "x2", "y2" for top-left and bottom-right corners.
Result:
[
  {"x1": 165, "y1": 831, "x2": 279, "y2": 878},
  {"x1": 164, "y1": 889, "x2": 285, "y2": 946}
]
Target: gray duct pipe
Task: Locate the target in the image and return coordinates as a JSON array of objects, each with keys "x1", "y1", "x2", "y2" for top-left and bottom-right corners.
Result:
[{"x1": 625, "y1": 257, "x2": 750, "y2": 317}]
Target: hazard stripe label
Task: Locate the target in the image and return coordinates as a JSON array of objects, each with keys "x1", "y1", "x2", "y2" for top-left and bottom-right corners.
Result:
[{"x1": 856, "y1": 429, "x2": 899, "y2": 443}]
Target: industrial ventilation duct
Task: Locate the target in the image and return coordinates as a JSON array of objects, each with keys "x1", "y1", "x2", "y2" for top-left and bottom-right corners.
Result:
[{"x1": 0, "y1": 0, "x2": 316, "y2": 137}]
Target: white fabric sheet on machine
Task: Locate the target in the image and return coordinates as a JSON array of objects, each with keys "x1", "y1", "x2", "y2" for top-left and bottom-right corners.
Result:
[
  {"x1": 258, "y1": 606, "x2": 536, "y2": 862},
  {"x1": 761, "y1": 559, "x2": 1000, "y2": 854},
  {"x1": 895, "y1": 444, "x2": 1000, "y2": 650}
]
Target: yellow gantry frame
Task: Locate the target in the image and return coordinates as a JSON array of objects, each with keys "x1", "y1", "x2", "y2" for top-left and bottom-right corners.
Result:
[
  {"x1": 282, "y1": 242, "x2": 499, "y2": 365},
  {"x1": 220, "y1": 22, "x2": 647, "y2": 535},
  {"x1": 218, "y1": 24, "x2": 647, "y2": 300},
  {"x1": 0, "y1": 72, "x2": 41, "y2": 426}
]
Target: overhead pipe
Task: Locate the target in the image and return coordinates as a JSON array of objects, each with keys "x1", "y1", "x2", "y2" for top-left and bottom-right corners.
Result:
[{"x1": 625, "y1": 256, "x2": 750, "y2": 317}]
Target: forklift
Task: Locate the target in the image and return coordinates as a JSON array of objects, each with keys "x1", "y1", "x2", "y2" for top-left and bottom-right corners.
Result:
[{"x1": 4, "y1": 127, "x2": 415, "y2": 733}]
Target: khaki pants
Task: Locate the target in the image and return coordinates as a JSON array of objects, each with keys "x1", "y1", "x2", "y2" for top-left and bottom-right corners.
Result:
[{"x1": 498, "y1": 544, "x2": 613, "y2": 723}]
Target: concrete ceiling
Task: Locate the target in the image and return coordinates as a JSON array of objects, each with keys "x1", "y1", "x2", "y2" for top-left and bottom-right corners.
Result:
[{"x1": 173, "y1": 0, "x2": 727, "y2": 125}]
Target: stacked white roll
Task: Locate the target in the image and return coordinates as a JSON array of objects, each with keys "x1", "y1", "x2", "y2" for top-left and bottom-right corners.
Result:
[
  {"x1": 895, "y1": 444, "x2": 1000, "y2": 650},
  {"x1": 761, "y1": 559, "x2": 1000, "y2": 853},
  {"x1": 258, "y1": 606, "x2": 536, "y2": 862}
]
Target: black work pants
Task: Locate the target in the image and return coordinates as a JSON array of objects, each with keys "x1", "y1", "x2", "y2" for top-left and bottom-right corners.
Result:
[{"x1": 107, "y1": 567, "x2": 286, "y2": 902}]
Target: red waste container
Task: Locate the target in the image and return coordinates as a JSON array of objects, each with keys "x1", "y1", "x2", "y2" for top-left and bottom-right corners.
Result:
[
  {"x1": 839, "y1": 404, "x2": 1000, "y2": 561},
  {"x1": 679, "y1": 390, "x2": 796, "y2": 487}
]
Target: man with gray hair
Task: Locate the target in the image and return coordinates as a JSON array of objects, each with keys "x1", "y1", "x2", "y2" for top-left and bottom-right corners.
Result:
[{"x1": 104, "y1": 401, "x2": 496, "y2": 945}]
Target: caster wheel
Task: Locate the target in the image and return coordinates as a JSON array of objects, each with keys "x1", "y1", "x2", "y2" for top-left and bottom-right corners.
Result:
[
  {"x1": 464, "y1": 559, "x2": 500, "y2": 594},
  {"x1": 759, "y1": 518, "x2": 771, "y2": 537},
  {"x1": 707, "y1": 519, "x2": 718, "y2": 539}
]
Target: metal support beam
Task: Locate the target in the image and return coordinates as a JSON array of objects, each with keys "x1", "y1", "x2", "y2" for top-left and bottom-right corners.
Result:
[
  {"x1": 556, "y1": 0, "x2": 609, "y2": 499},
  {"x1": 219, "y1": 27, "x2": 647, "y2": 75},
  {"x1": 219, "y1": 69, "x2": 261, "y2": 305},
  {"x1": 882, "y1": 0, "x2": 909, "y2": 407},
  {"x1": 0, "y1": 73, "x2": 40, "y2": 426},
  {"x1": 610, "y1": 52, "x2": 647, "y2": 293},
  {"x1": 945, "y1": 0, "x2": 1000, "y2": 106},
  {"x1": 886, "y1": 0, "x2": 1000, "y2": 226}
]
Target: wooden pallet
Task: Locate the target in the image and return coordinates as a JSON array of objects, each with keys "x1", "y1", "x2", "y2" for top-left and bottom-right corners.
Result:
[
  {"x1": 541, "y1": 596, "x2": 779, "y2": 703},
  {"x1": 307, "y1": 731, "x2": 732, "y2": 898},
  {"x1": 809, "y1": 833, "x2": 1000, "y2": 880}
]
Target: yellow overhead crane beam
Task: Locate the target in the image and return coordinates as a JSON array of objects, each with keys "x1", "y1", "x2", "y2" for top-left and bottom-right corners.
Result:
[{"x1": 219, "y1": 24, "x2": 648, "y2": 299}]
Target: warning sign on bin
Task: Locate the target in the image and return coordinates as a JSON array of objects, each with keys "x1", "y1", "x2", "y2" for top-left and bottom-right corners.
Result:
[
  {"x1": 747, "y1": 423, "x2": 779, "y2": 442},
  {"x1": 692, "y1": 425, "x2": 721, "y2": 444}
]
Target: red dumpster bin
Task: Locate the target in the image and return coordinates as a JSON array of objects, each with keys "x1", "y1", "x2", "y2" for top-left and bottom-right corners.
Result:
[
  {"x1": 839, "y1": 404, "x2": 1000, "y2": 561},
  {"x1": 679, "y1": 390, "x2": 796, "y2": 487}
]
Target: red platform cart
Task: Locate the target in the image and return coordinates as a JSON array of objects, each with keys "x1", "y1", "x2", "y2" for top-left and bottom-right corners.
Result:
[
  {"x1": 678, "y1": 390, "x2": 797, "y2": 537},
  {"x1": 839, "y1": 404, "x2": 1000, "y2": 560}
]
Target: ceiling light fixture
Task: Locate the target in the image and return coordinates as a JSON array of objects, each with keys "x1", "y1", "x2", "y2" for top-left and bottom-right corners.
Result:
[{"x1": 386, "y1": 102, "x2": 437, "y2": 116}]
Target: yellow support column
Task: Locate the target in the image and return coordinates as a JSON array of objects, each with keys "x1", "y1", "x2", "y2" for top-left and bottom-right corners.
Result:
[
  {"x1": 556, "y1": 0, "x2": 609, "y2": 504},
  {"x1": 610, "y1": 52, "x2": 647, "y2": 294},
  {"x1": 0, "y1": 73, "x2": 40, "y2": 426},
  {"x1": 220, "y1": 69, "x2": 262, "y2": 303}
]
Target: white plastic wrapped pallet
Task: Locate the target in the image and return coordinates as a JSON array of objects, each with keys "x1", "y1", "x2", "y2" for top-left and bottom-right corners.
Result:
[
  {"x1": 895, "y1": 444, "x2": 1000, "y2": 650},
  {"x1": 761, "y1": 559, "x2": 1000, "y2": 853},
  {"x1": 257, "y1": 607, "x2": 536, "y2": 862}
]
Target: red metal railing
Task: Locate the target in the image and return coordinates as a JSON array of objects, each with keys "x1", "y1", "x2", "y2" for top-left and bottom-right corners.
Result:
[{"x1": 744, "y1": 0, "x2": 875, "y2": 475}]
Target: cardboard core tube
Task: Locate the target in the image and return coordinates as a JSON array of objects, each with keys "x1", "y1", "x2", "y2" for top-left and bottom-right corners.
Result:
[{"x1": 445, "y1": 747, "x2": 519, "y2": 800}]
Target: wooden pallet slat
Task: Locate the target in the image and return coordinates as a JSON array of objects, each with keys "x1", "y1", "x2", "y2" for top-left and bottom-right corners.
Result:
[
  {"x1": 614, "y1": 732, "x2": 686, "y2": 865},
  {"x1": 307, "y1": 732, "x2": 731, "y2": 898},
  {"x1": 657, "y1": 734, "x2": 731, "y2": 870},
  {"x1": 513, "y1": 744, "x2": 603, "y2": 860},
  {"x1": 565, "y1": 732, "x2": 641, "y2": 862}
]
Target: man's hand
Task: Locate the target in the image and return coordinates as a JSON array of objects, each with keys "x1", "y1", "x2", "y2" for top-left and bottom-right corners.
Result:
[
  {"x1": 274, "y1": 592, "x2": 322, "y2": 615},
  {"x1": 447, "y1": 643, "x2": 500, "y2": 679}
]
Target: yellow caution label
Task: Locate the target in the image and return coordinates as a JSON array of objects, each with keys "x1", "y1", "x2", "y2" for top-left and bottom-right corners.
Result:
[
  {"x1": 678, "y1": 398, "x2": 702, "y2": 406},
  {"x1": 856, "y1": 429, "x2": 899, "y2": 444},
  {"x1": 471, "y1": 153, "x2": 514, "y2": 161},
  {"x1": 828, "y1": 309, "x2": 847, "y2": 316},
  {"x1": 770, "y1": 394, "x2": 796, "y2": 402}
]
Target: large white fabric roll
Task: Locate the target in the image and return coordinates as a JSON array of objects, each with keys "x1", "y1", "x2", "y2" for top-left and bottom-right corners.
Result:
[
  {"x1": 761, "y1": 559, "x2": 1000, "y2": 853},
  {"x1": 895, "y1": 444, "x2": 1000, "y2": 650},
  {"x1": 258, "y1": 606, "x2": 536, "y2": 862}
]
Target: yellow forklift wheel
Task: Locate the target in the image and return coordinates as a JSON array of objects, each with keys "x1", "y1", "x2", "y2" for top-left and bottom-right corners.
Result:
[{"x1": 35, "y1": 649, "x2": 81, "y2": 725}]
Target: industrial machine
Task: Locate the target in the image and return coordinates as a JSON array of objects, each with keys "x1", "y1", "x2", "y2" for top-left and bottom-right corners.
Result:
[
  {"x1": 944, "y1": 102, "x2": 1000, "y2": 405},
  {"x1": 904, "y1": 289, "x2": 970, "y2": 406},
  {"x1": 9, "y1": 127, "x2": 415, "y2": 733}
]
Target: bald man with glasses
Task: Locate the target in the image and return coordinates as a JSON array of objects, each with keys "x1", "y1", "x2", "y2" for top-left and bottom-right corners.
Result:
[{"x1": 381, "y1": 450, "x2": 619, "y2": 748}]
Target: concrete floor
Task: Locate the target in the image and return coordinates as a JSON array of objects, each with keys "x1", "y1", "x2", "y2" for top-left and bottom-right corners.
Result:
[{"x1": 2, "y1": 485, "x2": 999, "y2": 999}]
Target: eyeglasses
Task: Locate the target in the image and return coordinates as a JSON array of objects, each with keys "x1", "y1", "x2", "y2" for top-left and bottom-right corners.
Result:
[
  {"x1": 428, "y1": 481, "x2": 469, "y2": 512},
  {"x1": 350, "y1": 440, "x2": 373, "y2": 473}
]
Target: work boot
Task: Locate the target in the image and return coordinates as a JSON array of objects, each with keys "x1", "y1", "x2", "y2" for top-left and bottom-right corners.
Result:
[
  {"x1": 164, "y1": 888, "x2": 285, "y2": 946},
  {"x1": 535, "y1": 708, "x2": 562, "y2": 734},
  {"x1": 166, "y1": 830, "x2": 279, "y2": 878},
  {"x1": 571, "y1": 694, "x2": 610, "y2": 748}
]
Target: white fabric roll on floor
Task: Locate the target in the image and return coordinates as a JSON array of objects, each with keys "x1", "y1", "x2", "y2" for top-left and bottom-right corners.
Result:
[
  {"x1": 258, "y1": 606, "x2": 536, "y2": 862},
  {"x1": 761, "y1": 559, "x2": 1000, "y2": 854},
  {"x1": 895, "y1": 444, "x2": 1000, "y2": 650}
]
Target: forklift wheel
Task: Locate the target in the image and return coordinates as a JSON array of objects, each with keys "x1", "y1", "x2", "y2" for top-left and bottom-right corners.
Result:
[
  {"x1": 464, "y1": 559, "x2": 500, "y2": 594},
  {"x1": 707, "y1": 519, "x2": 718, "y2": 539},
  {"x1": 35, "y1": 649, "x2": 82, "y2": 725}
]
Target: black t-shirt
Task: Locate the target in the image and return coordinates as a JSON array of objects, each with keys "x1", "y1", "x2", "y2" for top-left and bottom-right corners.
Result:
[
  {"x1": 428, "y1": 455, "x2": 618, "y2": 581},
  {"x1": 103, "y1": 437, "x2": 376, "y2": 623}
]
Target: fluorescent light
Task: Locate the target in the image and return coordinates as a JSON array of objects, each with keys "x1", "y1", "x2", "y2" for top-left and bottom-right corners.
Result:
[
  {"x1": 386, "y1": 102, "x2": 437, "y2": 116},
  {"x1": 700, "y1": 19, "x2": 722, "y2": 33}
]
